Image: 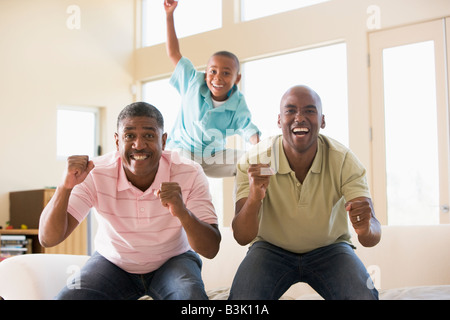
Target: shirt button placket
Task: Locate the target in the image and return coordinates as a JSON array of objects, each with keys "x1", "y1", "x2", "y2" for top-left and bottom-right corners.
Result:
[{"x1": 137, "y1": 195, "x2": 146, "y2": 222}]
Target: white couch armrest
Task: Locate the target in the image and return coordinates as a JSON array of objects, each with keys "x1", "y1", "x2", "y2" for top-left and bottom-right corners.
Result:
[{"x1": 0, "y1": 254, "x2": 89, "y2": 300}]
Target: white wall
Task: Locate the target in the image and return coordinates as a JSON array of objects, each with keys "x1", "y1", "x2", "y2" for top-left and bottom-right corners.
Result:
[{"x1": 0, "y1": 0, "x2": 135, "y2": 226}]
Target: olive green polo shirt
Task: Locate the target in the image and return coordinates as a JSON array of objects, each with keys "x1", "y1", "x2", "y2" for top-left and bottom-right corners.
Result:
[{"x1": 235, "y1": 134, "x2": 371, "y2": 253}]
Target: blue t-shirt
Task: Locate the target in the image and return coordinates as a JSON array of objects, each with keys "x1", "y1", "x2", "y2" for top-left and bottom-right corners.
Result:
[{"x1": 166, "y1": 57, "x2": 260, "y2": 156}]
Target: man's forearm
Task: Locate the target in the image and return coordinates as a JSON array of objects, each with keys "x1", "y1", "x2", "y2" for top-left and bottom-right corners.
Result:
[
  {"x1": 38, "y1": 186, "x2": 76, "y2": 248},
  {"x1": 232, "y1": 197, "x2": 261, "y2": 246},
  {"x1": 177, "y1": 209, "x2": 221, "y2": 259}
]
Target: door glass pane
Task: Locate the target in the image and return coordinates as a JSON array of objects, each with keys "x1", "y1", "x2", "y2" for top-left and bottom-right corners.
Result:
[
  {"x1": 142, "y1": 0, "x2": 222, "y2": 47},
  {"x1": 242, "y1": 43, "x2": 348, "y2": 146},
  {"x1": 383, "y1": 41, "x2": 439, "y2": 225}
]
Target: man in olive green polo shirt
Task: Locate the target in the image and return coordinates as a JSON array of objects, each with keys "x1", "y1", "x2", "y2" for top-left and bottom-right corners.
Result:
[{"x1": 229, "y1": 85, "x2": 381, "y2": 300}]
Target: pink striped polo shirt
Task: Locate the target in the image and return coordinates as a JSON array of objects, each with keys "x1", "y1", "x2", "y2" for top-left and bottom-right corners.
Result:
[{"x1": 67, "y1": 150, "x2": 217, "y2": 274}]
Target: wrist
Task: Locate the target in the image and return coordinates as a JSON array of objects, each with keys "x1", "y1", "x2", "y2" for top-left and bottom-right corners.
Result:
[
  {"x1": 247, "y1": 187, "x2": 265, "y2": 203},
  {"x1": 58, "y1": 184, "x2": 74, "y2": 193},
  {"x1": 175, "y1": 207, "x2": 194, "y2": 225}
]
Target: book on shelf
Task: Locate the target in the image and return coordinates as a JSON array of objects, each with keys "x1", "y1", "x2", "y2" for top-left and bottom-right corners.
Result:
[{"x1": 0, "y1": 234, "x2": 32, "y2": 261}]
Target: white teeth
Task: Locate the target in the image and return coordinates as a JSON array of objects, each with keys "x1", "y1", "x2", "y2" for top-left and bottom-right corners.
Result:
[
  {"x1": 293, "y1": 127, "x2": 309, "y2": 133},
  {"x1": 213, "y1": 84, "x2": 223, "y2": 88},
  {"x1": 132, "y1": 155, "x2": 148, "y2": 160}
]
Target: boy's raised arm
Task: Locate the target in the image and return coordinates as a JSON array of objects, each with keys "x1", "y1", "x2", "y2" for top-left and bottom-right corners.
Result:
[{"x1": 164, "y1": 0, "x2": 182, "y2": 66}]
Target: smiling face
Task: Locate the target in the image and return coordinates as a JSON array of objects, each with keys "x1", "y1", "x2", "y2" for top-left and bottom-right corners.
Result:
[
  {"x1": 205, "y1": 54, "x2": 241, "y2": 101},
  {"x1": 278, "y1": 86, "x2": 326, "y2": 158},
  {"x1": 115, "y1": 116, "x2": 167, "y2": 191}
]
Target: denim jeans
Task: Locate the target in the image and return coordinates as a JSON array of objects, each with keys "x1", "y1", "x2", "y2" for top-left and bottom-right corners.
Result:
[
  {"x1": 228, "y1": 241, "x2": 378, "y2": 300},
  {"x1": 55, "y1": 251, "x2": 208, "y2": 300}
]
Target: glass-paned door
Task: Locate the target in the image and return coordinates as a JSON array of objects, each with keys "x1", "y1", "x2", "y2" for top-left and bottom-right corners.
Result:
[{"x1": 369, "y1": 18, "x2": 450, "y2": 225}]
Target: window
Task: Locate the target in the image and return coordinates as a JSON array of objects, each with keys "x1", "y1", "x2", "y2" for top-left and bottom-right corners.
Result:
[
  {"x1": 242, "y1": 42, "x2": 349, "y2": 147},
  {"x1": 142, "y1": 0, "x2": 222, "y2": 47},
  {"x1": 142, "y1": 77, "x2": 180, "y2": 135},
  {"x1": 241, "y1": 0, "x2": 330, "y2": 21},
  {"x1": 57, "y1": 106, "x2": 100, "y2": 159},
  {"x1": 142, "y1": 78, "x2": 224, "y2": 225},
  {"x1": 369, "y1": 19, "x2": 450, "y2": 225}
]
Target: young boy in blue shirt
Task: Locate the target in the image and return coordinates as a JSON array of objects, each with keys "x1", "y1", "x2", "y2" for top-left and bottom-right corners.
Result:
[{"x1": 164, "y1": 0, "x2": 261, "y2": 177}]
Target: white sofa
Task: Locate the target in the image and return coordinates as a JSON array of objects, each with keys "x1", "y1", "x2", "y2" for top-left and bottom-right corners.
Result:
[{"x1": 1, "y1": 225, "x2": 450, "y2": 300}]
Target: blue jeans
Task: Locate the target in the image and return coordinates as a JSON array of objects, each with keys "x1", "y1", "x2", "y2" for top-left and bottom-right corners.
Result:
[
  {"x1": 55, "y1": 251, "x2": 208, "y2": 300},
  {"x1": 228, "y1": 241, "x2": 378, "y2": 300}
]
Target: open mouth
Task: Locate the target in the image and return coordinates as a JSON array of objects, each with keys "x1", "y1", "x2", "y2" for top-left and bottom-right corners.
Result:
[
  {"x1": 212, "y1": 83, "x2": 224, "y2": 89},
  {"x1": 292, "y1": 127, "x2": 310, "y2": 136},
  {"x1": 130, "y1": 153, "x2": 149, "y2": 161}
]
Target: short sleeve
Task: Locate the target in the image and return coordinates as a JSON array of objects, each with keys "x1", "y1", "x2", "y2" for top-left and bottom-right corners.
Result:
[
  {"x1": 67, "y1": 175, "x2": 96, "y2": 223},
  {"x1": 169, "y1": 57, "x2": 198, "y2": 96},
  {"x1": 340, "y1": 150, "x2": 372, "y2": 202}
]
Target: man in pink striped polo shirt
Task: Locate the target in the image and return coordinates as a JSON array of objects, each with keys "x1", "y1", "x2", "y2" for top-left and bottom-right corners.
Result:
[{"x1": 39, "y1": 102, "x2": 221, "y2": 300}]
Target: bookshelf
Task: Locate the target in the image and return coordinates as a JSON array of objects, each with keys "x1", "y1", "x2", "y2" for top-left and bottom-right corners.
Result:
[
  {"x1": 0, "y1": 223, "x2": 88, "y2": 257},
  {"x1": 1, "y1": 231, "x2": 32, "y2": 261},
  {"x1": 0, "y1": 229, "x2": 40, "y2": 262},
  {"x1": 9, "y1": 188, "x2": 56, "y2": 229},
  {"x1": 2, "y1": 188, "x2": 89, "y2": 258}
]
